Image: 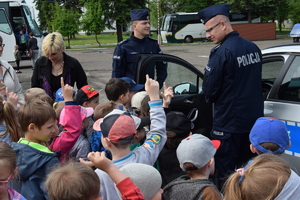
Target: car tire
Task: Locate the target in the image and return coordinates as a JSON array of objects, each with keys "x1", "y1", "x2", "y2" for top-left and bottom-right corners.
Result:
[{"x1": 184, "y1": 36, "x2": 193, "y2": 43}]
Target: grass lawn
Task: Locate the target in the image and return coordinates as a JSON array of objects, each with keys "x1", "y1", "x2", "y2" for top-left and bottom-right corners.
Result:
[{"x1": 68, "y1": 29, "x2": 292, "y2": 48}]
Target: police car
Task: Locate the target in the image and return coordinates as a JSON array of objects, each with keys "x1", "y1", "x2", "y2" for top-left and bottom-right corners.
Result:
[
  {"x1": 262, "y1": 42, "x2": 300, "y2": 173},
  {"x1": 135, "y1": 42, "x2": 300, "y2": 173}
]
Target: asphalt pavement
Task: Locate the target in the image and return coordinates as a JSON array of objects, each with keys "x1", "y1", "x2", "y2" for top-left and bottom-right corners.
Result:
[{"x1": 11, "y1": 38, "x2": 291, "y2": 102}]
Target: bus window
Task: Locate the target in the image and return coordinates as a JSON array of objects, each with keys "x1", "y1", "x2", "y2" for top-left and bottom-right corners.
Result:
[
  {"x1": 172, "y1": 16, "x2": 178, "y2": 31},
  {"x1": 0, "y1": 9, "x2": 12, "y2": 34},
  {"x1": 180, "y1": 15, "x2": 199, "y2": 24}
]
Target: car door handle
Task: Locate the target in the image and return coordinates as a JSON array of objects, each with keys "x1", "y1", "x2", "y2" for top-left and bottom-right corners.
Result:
[{"x1": 184, "y1": 99, "x2": 194, "y2": 104}]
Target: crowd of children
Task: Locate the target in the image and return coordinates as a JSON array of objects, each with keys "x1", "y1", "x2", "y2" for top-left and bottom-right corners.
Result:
[{"x1": 0, "y1": 73, "x2": 299, "y2": 200}]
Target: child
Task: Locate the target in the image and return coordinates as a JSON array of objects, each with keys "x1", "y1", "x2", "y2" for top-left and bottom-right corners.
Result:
[
  {"x1": 0, "y1": 141, "x2": 26, "y2": 200},
  {"x1": 76, "y1": 85, "x2": 100, "y2": 142},
  {"x1": 223, "y1": 153, "x2": 300, "y2": 200},
  {"x1": 45, "y1": 161, "x2": 101, "y2": 200},
  {"x1": 0, "y1": 95, "x2": 22, "y2": 143},
  {"x1": 88, "y1": 151, "x2": 146, "y2": 200},
  {"x1": 104, "y1": 78, "x2": 130, "y2": 110},
  {"x1": 131, "y1": 91, "x2": 148, "y2": 116},
  {"x1": 51, "y1": 78, "x2": 93, "y2": 162},
  {"x1": 120, "y1": 77, "x2": 144, "y2": 115},
  {"x1": 158, "y1": 111, "x2": 194, "y2": 188},
  {"x1": 90, "y1": 101, "x2": 117, "y2": 158},
  {"x1": 162, "y1": 134, "x2": 222, "y2": 200},
  {"x1": 14, "y1": 45, "x2": 21, "y2": 74},
  {"x1": 24, "y1": 88, "x2": 46, "y2": 103},
  {"x1": 45, "y1": 151, "x2": 145, "y2": 200},
  {"x1": 249, "y1": 117, "x2": 290, "y2": 155},
  {"x1": 119, "y1": 163, "x2": 163, "y2": 200},
  {"x1": 83, "y1": 75, "x2": 168, "y2": 200},
  {"x1": 10, "y1": 99, "x2": 59, "y2": 200}
]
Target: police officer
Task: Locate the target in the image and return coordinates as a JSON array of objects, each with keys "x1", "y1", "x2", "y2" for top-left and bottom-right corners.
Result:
[
  {"x1": 112, "y1": 9, "x2": 167, "y2": 88},
  {"x1": 198, "y1": 4, "x2": 264, "y2": 189}
]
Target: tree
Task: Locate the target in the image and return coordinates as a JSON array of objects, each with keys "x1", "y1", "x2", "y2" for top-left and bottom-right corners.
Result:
[
  {"x1": 81, "y1": 0, "x2": 105, "y2": 46},
  {"x1": 218, "y1": 0, "x2": 277, "y2": 23},
  {"x1": 99, "y1": 0, "x2": 147, "y2": 42},
  {"x1": 52, "y1": 4, "x2": 81, "y2": 48},
  {"x1": 33, "y1": 0, "x2": 60, "y2": 31},
  {"x1": 289, "y1": 0, "x2": 300, "y2": 24}
]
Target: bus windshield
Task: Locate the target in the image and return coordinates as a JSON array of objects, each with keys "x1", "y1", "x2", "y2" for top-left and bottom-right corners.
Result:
[
  {"x1": 0, "y1": 9, "x2": 12, "y2": 34},
  {"x1": 22, "y1": 5, "x2": 41, "y2": 37}
]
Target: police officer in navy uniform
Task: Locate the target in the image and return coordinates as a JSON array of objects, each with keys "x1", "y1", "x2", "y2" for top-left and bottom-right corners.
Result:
[
  {"x1": 112, "y1": 9, "x2": 167, "y2": 88},
  {"x1": 198, "y1": 4, "x2": 264, "y2": 189}
]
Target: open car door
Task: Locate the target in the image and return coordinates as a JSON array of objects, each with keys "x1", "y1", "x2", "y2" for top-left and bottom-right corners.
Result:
[{"x1": 135, "y1": 53, "x2": 213, "y2": 137}]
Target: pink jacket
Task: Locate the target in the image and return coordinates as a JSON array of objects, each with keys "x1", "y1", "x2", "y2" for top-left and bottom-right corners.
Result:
[{"x1": 49, "y1": 103, "x2": 82, "y2": 162}]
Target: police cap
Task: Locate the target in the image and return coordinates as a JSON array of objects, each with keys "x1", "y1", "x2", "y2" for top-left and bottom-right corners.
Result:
[
  {"x1": 198, "y1": 4, "x2": 230, "y2": 24},
  {"x1": 130, "y1": 9, "x2": 149, "y2": 21}
]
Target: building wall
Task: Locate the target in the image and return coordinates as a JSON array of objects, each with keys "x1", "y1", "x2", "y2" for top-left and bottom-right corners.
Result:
[{"x1": 232, "y1": 23, "x2": 276, "y2": 40}]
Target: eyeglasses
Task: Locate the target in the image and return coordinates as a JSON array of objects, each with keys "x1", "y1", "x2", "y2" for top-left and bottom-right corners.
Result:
[
  {"x1": 205, "y1": 22, "x2": 221, "y2": 33},
  {"x1": 0, "y1": 173, "x2": 13, "y2": 188},
  {"x1": 0, "y1": 44, "x2": 5, "y2": 48}
]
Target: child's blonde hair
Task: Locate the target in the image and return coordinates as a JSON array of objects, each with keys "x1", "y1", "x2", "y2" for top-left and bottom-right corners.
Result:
[
  {"x1": 25, "y1": 88, "x2": 46, "y2": 102},
  {"x1": 18, "y1": 100, "x2": 56, "y2": 133},
  {"x1": 14, "y1": 45, "x2": 19, "y2": 50},
  {"x1": 42, "y1": 32, "x2": 65, "y2": 56},
  {"x1": 223, "y1": 153, "x2": 291, "y2": 200},
  {"x1": 0, "y1": 95, "x2": 22, "y2": 142},
  {"x1": 45, "y1": 161, "x2": 100, "y2": 200}
]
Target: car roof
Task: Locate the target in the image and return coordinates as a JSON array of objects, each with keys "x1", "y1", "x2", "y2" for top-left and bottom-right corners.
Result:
[{"x1": 262, "y1": 42, "x2": 300, "y2": 54}]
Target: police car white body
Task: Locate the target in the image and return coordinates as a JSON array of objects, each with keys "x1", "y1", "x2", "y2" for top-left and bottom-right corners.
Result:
[{"x1": 262, "y1": 42, "x2": 300, "y2": 173}]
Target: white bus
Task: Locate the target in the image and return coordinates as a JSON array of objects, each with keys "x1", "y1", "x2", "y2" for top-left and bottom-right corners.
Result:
[
  {"x1": 161, "y1": 12, "x2": 261, "y2": 43},
  {"x1": 0, "y1": 0, "x2": 42, "y2": 62}
]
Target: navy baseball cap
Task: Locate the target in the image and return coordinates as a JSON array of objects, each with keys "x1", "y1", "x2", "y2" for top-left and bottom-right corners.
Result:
[
  {"x1": 250, "y1": 117, "x2": 290, "y2": 154},
  {"x1": 198, "y1": 4, "x2": 230, "y2": 24},
  {"x1": 130, "y1": 9, "x2": 149, "y2": 21},
  {"x1": 121, "y1": 77, "x2": 144, "y2": 91}
]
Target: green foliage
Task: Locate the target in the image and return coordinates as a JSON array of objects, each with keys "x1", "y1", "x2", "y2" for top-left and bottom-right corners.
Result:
[
  {"x1": 289, "y1": 0, "x2": 300, "y2": 24},
  {"x1": 34, "y1": 0, "x2": 59, "y2": 31},
  {"x1": 52, "y1": 4, "x2": 81, "y2": 48},
  {"x1": 81, "y1": 0, "x2": 105, "y2": 45}
]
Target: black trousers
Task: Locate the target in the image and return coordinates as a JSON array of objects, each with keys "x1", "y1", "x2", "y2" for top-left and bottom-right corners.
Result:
[{"x1": 211, "y1": 132, "x2": 256, "y2": 190}]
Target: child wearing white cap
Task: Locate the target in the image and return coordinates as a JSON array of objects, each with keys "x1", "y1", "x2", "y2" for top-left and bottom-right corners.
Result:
[{"x1": 162, "y1": 134, "x2": 222, "y2": 200}]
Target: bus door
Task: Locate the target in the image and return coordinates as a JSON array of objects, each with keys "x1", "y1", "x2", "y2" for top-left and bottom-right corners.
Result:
[{"x1": 0, "y1": 8, "x2": 16, "y2": 62}]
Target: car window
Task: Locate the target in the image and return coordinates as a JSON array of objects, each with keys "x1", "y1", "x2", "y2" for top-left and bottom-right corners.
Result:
[
  {"x1": 262, "y1": 57, "x2": 285, "y2": 99},
  {"x1": 148, "y1": 60, "x2": 202, "y2": 95},
  {"x1": 262, "y1": 58, "x2": 284, "y2": 80},
  {"x1": 277, "y1": 56, "x2": 300, "y2": 102}
]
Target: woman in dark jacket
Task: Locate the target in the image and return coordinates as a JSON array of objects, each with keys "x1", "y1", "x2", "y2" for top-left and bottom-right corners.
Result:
[{"x1": 31, "y1": 32, "x2": 87, "y2": 99}]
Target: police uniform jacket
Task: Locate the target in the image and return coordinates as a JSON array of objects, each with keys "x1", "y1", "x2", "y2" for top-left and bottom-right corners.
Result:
[
  {"x1": 112, "y1": 35, "x2": 167, "y2": 87},
  {"x1": 202, "y1": 31, "x2": 264, "y2": 135}
]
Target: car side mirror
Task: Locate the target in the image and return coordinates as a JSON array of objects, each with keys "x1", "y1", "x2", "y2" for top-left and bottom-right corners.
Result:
[{"x1": 173, "y1": 82, "x2": 199, "y2": 95}]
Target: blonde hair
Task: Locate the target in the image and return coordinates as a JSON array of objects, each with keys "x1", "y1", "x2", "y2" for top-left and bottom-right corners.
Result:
[
  {"x1": 18, "y1": 99, "x2": 56, "y2": 133},
  {"x1": 223, "y1": 153, "x2": 291, "y2": 200},
  {"x1": 25, "y1": 88, "x2": 46, "y2": 102},
  {"x1": 0, "y1": 141, "x2": 17, "y2": 172},
  {"x1": 45, "y1": 161, "x2": 100, "y2": 200},
  {"x1": 53, "y1": 101, "x2": 65, "y2": 121},
  {"x1": 0, "y1": 95, "x2": 22, "y2": 142},
  {"x1": 42, "y1": 32, "x2": 65, "y2": 56}
]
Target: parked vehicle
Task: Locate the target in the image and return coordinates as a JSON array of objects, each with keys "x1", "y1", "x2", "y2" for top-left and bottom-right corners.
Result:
[
  {"x1": 134, "y1": 42, "x2": 300, "y2": 173},
  {"x1": 160, "y1": 12, "x2": 260, "y2": 43},
  {"x1": 0, "y1": 0, "x2": 42, "y2": 62}
]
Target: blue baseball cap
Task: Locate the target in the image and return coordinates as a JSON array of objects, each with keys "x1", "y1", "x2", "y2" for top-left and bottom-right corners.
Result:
[
  {"x1": 121, "y1": 77, "x2": 144, "y2": 91},
  {"x1": 250, "y1": 117, "x2": 290, "y2": 154},
  {"x1": 197, "y1": 4, "x2": 230, "y2": 24},
  {"x1": 55, "y1": 88, "x2": 76, "y2": 102},
  {"x1": 130, "y1": 9, "x2": 149, "y2": 21}
]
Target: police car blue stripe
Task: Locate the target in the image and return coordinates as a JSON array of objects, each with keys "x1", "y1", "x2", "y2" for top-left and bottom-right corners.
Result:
[{"x1": 283, "y1": 120, "x2": 300, "y2": 157}]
